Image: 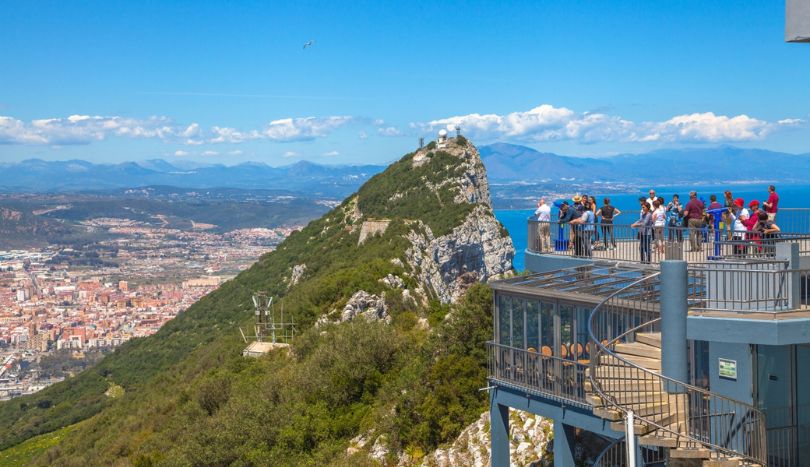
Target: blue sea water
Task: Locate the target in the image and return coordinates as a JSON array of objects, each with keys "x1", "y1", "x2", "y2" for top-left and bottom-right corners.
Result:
[{"x1": 495, "y1": 184, "x2": 810, "y2": 271}]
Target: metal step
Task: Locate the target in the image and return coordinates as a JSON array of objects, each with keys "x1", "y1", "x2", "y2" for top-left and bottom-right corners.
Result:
[
  {"x1": 600, "y1": 354, "x2": 662, "y2": 371},
  {"x1": 614, "y1": 341, "x2": 662, "y2": 359},
  {"x1": 635, "y1": 332, "x2": 662, "y2": 348}
]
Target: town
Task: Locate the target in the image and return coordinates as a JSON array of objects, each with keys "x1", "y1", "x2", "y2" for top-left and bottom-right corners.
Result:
[{"x1": 0, "y1": 218, "x2": 300, "y2": 400}]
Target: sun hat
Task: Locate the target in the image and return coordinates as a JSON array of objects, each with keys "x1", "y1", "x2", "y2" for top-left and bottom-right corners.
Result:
[
  {"x1": 572, "y1": 194, "x2": 582, "y2": 203},
  {"x1": 749, "y1": 199, "x2": 760, "y2": 207},
  {"x1": 734, "y1": 198, "x2": 744, "y2": 208}
]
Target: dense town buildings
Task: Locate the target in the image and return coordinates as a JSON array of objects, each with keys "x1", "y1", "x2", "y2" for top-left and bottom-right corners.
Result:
[{"x1": 0, "y1": 220, "x2": 298, "y2": 400}]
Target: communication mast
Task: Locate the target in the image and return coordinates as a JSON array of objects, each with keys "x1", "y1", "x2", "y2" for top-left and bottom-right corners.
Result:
[
  {"x1": 419, "y1": 137, "x2": 424, "y2": 149},
  {"x1": 241, "y1": 292, "x2": 297, "y2": 357},
  {"x1": 455, "y1": 125, "x2": 461, "y2": 138}
]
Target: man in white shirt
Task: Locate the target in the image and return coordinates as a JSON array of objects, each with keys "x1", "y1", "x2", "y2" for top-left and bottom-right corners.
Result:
[
  {"x1": 646, "y1": 189, "x2": 659, "y2": 208},
  {"x1": 535, "y1": 198, "x2": 552, "y2": 252}
]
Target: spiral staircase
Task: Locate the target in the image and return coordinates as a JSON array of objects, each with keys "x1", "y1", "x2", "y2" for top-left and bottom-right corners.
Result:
[{"x1": 587, "y1": 273, "x2": 767, "y2": 466}]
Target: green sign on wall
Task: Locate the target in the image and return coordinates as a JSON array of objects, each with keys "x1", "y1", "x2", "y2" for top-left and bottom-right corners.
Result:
[{"x1": 719, "y1": 358, "x2": 737, "y2": 380}]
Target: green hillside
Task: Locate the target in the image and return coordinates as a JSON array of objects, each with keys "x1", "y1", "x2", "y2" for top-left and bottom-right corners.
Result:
[{"x1": 0, "y1": 138, "x2": 513, "y2": 465}]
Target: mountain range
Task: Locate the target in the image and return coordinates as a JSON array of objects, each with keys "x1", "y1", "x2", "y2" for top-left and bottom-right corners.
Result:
[
  {"x1": 2, "y1": 144, "x2": 810, "y2": 197},
  {"x1": 479, "y1": 143, "x2": 810, "y2": 184},
  {"x1": 0, "y1": 159, "x2": 386, "y2": 197}
]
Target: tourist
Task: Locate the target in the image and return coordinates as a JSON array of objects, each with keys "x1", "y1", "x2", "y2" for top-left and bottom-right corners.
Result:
[
  {"x1": 570, "y1": 201, "x2": 595, "y2": 257},
  {"x1": 746, "y1": 200, "x2": 761, "y2": 230},
  {"x1": 589, "y1": 196, "x2": 600, "y2": 246},
  {"x1": 755, "y1": 211, "x2": 781, "y2": 255},
  {"x1": 666, "y1": 194, "x2": 684, "y2": 242},
  {"x1": 596, "y1": 197, "x2": 620, "y2": 250},
  {"x1": 559, "y1": 201, "x2": 576, "y2": 250},
  {"x1": 646, "y1": 189, "x2": 658, "y2": 208},
  {"x1": 632, "y1": 203, "x2": 654, "y2": 263},
  {"x1": 724, "y1": 191, "x2": 734, "y2": 209},
  {"x1": 730, "y1": 205, "x2": 749, "y2": 256},
  {"x1": 652, "y1": 199, "x2": 666, "y2": 254},
  {"x1": 684, "y1": 191, "x2": 705, "y2": 252},
  {"x1": 763, "y1": 185, "x2": 779, "y2": 222},
  {"x1": 535, "y1": 198, "x2": 552, "y2": 253}
]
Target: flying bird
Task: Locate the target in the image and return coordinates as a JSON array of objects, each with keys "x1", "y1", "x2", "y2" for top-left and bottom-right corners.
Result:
[{"x1": 303, "y1": 40, "x2": 315, "y2": 49}]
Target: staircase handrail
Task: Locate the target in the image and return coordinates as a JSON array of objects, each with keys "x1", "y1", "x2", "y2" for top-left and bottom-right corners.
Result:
[{"x1": 587, "y1": 272, "x2": 768, "y2": 465}]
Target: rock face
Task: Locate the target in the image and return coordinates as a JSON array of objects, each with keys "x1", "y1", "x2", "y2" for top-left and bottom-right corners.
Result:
[
  {"x1": 406, "y1": 205, "x2": 513, "y2": 304},
  {"x1": 341, "y1": 290, "x2": 389, "y2": 323},
  {"x1": 408, "y1": 410, "x2": 553, "y2": 467},
  {"x1": 404, "y1": 140, "x2": 514, "y2": 304},
  {"x1": 289, "y1": 264, "x2": 307, "y2": 287}
]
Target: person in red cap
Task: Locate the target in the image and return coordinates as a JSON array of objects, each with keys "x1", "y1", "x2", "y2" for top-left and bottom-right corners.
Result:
[{"x1": 746, "y1": 200, "x2": 761, "y2": 230}]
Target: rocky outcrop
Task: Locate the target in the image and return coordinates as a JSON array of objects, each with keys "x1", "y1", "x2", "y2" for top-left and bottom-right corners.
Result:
[
  {"x1": 406, "y1": 205, "x2": 513, "y2": 304},
  {"x1": 341, "y1": 290, "x2": 389, "y2": 323},
  {"x1": 396, "y1": 410, "x2": 552, "y2": 467},
  {"x1": 289, "y1": 264, "x2": 307, "y2": 287}
]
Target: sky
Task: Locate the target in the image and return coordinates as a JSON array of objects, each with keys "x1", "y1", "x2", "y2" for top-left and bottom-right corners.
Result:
[{"x1": 0, "y1": 0, "x2": 809, "y2": 166}]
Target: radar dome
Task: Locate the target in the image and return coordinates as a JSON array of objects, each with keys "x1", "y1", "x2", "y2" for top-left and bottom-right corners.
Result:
[{"x1": 438, "y1": 129, "x2": 448, "y2": 137}]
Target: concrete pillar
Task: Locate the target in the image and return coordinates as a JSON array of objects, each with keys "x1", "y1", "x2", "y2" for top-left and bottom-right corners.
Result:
[
  {"x1": 553, "y1": 421, "x2": 575, "y2": 467},
  {"x1": 489, "y1": 398, "x2": 510, "y2": 467},
  {"x1": 661, "y1": 260, "x2": 688, "y2": 391},
  {"x1": 775, "y1": 242, "x2": 801, "y2": 309}
]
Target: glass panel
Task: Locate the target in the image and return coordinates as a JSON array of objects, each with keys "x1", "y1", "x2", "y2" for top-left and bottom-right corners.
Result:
[
  {"x1": 511, "y1": 297, "x2": 525, "y2": 349},
  {"x1": 497, "y1": 294, "x2": 510, "y2": 345},
  {"x1": 560, "y1": 303, "x2": 574, "y2": 359},
  {"x1": 540, "y1": 301, "x2": 554, "y2": 355},
  {"x1": 526, "y1": 300, "x2": 540, "y2": 350},
  {"x1": 575, "y1": 306, "x2": 589, "y2": 360}
]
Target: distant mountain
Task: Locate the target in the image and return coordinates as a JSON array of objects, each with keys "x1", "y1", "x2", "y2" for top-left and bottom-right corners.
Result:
[
  {"x1": 0, "y1": 159, "x2": 386, "y2": 197},
  {"x1": 479, "y1": 143, "x2": 810, "y2": 184}
]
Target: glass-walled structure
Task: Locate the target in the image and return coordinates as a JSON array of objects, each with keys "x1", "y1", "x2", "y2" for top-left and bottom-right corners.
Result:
[{"x1": 496, "y1": 294, "x2": 591, "y2": 362}]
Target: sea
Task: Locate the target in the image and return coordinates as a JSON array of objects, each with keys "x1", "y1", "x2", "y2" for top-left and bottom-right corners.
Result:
[{"x1": 495, "y1": 183, "x2": 810, "y2": 271}]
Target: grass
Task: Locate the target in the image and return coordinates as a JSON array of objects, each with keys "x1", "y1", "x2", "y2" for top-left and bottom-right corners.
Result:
[{"x1": 0, "y1": 424, "x2": 79, "y2": 466}]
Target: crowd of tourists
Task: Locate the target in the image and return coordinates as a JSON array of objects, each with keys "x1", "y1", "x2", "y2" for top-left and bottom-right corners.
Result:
[{"x1": 533, "y1": 185, "x2": 782, "y2": 263}]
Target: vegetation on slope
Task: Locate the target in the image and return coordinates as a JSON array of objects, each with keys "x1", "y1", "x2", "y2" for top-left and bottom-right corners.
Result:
[{"x1": 0, "y1": 139, "x2": 505, "y2": 465}]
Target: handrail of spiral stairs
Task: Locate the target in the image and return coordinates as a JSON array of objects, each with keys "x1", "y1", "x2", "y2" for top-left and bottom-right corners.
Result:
[{"x1": 587, "y1": 272, "x2": 768, "y2": 465}]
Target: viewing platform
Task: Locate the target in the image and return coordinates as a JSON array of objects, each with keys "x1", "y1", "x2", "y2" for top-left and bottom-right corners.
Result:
[{"x1": 525, "y1": 208, "x2": 810, "y2": 272}]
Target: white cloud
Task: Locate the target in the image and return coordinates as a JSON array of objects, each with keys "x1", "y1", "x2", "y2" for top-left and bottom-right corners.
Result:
[
  {"x1": 377, "y1": 126, "x2": 403, "y2": 137},
  {"x1": 358, "y1": 131, "x2": 368, "y2": 140},
  {"x1": 174, "y1": 150, "x2": 189, "y2": 157},
  {"x1": 201, "y1": 150, "x2": 219, "y2": 156},
  {"x1": 416, "y1": 105, "x2": 797, "y2": 145},
  {"x1": 0, "y1": 114, "x2": 354, "y2": 146},
  {"x1": 282, "y1": 151, "x2": 299, "y2": 158},
  {"x1": 228, "y1": 149, "x2": 243, "y2": 156},
  {"x1": 323, "y1": 150, "x2": 340, "y2": 157}
]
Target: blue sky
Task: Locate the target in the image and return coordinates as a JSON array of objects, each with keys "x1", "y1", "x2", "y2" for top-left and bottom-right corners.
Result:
[{"x1": 1, "y1": 0, "x2": 808, "y2": 165}]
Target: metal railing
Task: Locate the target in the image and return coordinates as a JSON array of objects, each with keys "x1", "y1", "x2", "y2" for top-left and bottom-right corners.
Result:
[
  {"x1": 766, "y1": 425, "x2": 797, "y2": 467},
  {"x1": 587, "y1": 273, "x2": 768, "y2": 465},
  {"x1": 592, "y1": 436, "x2": 667, "y2": 467},
  {"x1": 528, "y1": 218, "x2": 810, "y2": 263},
  {"x1": 688, "y1": 264, "x2": 810, "y2": 312},
  {"x1": 486, "y1": 341, "x2": 589, "y2": 407}
]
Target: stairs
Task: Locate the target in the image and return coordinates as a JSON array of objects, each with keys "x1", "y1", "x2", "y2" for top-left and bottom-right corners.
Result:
[{"x1": 588, "y1": 331, "x2": 757, "y2": 466}]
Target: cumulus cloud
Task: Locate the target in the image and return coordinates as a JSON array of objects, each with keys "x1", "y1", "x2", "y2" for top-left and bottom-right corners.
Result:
[
  {"x1": 323, "y1": 150, "x2": 340, "y2": 157},
  {"x1": 201, "y1": 150, "x2": 219, "y2": 156},
  {"x1": 0, "y1": 114, "x2": 354, "y2": 146},
  {"x1": 174, "y1": 150, "x2": 189, "y2": 157},
  {"x1": 282, "y1": 151, "x2": 299, "y2": 158},
  {"x1": 416, "y1": 105, "x2": 798, "y2": 144}
]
